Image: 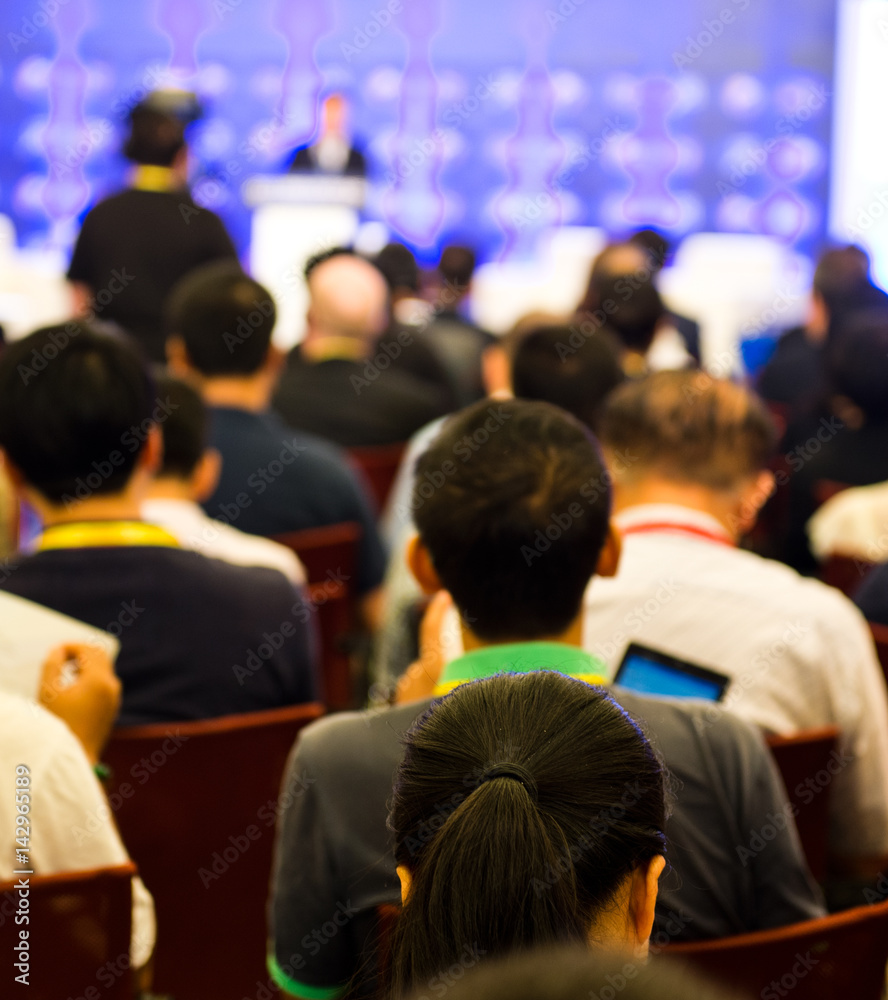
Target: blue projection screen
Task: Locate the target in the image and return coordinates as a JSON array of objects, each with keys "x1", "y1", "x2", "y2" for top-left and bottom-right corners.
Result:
[{"x1": 0, "y1": 0, "x2": 834, "y2": 263}]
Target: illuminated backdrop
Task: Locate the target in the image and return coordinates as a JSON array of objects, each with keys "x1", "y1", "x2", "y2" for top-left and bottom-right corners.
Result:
[{"x1": 0, "y1": 0, "x2": 834, "y2": 264}]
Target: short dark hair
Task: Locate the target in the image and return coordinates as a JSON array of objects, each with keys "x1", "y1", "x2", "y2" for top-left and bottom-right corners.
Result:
[
  {"x1": 510, "y1": 325, "x2": 625, "y2": 431},
  {"x1": 412, "y1": 398, "x2": 612, "y2": 641},
  {"x1": 0, "y1": 324, "x2": 156, "y2": 504},
  {"x1": 388, "y1": 672, "x2": 667, "y2": 997},
  {"x1": 123, "y1": 108, "x2": 185, "y2": 167},
  {"x1": 594, "y1": 273, "x2": 665, "y2": 353},
  {"x1": 599, "y1": 371, "x2": 777, "y2": 489},
  {"x1": 375, "y1": 242, "x2": 420, "y2": 293},
  {"x1": 410, "y1": 945, "x2": 745, "y2": 1000},
  {"x1": 438, "y1": 244, "x2": 476, "y2": 292},
  {"x1": 166, "y1": 262, "x2": 274, "y2": 376},
  {"x1": 154, "y1": 373, "x2": 206, "y2": 478}
]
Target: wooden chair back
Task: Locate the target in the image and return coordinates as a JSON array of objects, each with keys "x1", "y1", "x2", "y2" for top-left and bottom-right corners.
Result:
[{"x1": 104, "y1": 703, "x2": 323, "y2": 1000}]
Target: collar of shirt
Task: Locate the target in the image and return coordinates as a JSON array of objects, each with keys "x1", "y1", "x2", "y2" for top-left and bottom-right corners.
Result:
[
  {"x1": 37, "y1": 521, "x2": 181, "y2": 551},
  {"x1": 433, "y1": 641, "x2": 608, "y2": 696},
  {"x1": 131, "y1": 165, "x2": 182, "y2": 192},
  {"x1": 614, "y1": 504, "x2": 734, "y2": 548}
]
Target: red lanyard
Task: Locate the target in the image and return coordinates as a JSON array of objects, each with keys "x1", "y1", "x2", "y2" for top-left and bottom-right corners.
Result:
[{"x1": 619, "y1": 522, "x2": 735, "y2": 548}]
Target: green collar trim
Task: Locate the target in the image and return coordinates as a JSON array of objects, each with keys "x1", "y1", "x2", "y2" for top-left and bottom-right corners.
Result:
[
  {"x1": 267, "y1": 952, "x2": 347, "y2": 1000},
  {"x1": 434, "y1": 641, "x2": 608, "y2": 695}
]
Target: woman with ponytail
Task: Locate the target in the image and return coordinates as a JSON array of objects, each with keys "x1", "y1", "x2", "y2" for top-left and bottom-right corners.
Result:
[{"x1": 387, "y1": 671, "x2": 668, "y2": 998}]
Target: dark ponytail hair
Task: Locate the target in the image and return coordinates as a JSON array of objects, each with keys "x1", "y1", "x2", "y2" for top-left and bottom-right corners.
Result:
[{"x1": 387, "y1": 672, "x2": 667, "y2": 997}]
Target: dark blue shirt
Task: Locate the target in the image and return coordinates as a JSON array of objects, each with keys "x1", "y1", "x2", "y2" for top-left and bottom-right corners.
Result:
[
  {"x1": 0, "y1": 545, "x2": 319, "y2": 726},
  {"x1": 203, "y1": 407, "x2": 387, "y2": 594}
]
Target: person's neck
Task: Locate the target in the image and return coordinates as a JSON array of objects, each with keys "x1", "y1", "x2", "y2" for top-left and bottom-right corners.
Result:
[
  {"x1": 145, "y1": 479, "x2": 196, "y2": 503},
  {"x1": 200, "y1": 376, "x2": 270, "y2": 413},
  {"x1": 460, "y1": 614, "x2": 583, "y2": 653},
  {"x1": 613, "y1": 477, "x2": 740, "y2": 541},
  {"x1": 301, "y1": 334, "x2": 367, "y2": 363},
  {"x1": 40, "y1": 493, "x2": 145, "y2": 528}
]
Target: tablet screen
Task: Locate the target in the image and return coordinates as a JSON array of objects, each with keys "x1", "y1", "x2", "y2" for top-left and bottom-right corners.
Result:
[{"x1": 615, "y1": 644, "x2": 729, "y2": 701}]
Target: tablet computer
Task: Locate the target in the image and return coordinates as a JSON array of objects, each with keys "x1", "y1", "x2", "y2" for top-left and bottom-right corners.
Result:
[{"x1": 614, "y1": 642, "x2": 730, "y2": 702}]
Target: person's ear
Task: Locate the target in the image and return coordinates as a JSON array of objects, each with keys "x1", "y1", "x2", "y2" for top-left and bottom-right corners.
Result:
[
  {"x1": 406, "y1": 534, "x2": 442, "y2": 595},
  {"x1": 190, "y1": 448, "x2": 222, "y2": 503},
  {"x1": 628, "y1": 855, "x2": 665, "y2": 953},
  {"x1": 482, "y1": 343, "x2": 512, "y2": 398},
  {"x1": 264, "y1": 344, "x2": 287, "y2": 381},
  {"x1": 166, "y1": 336, "x2": 191, "y2": 376},
  {"x1": 594, "y1": 523, "x2": 622, "y2": 578},
  {"x1": 140, "y1": 424, "x2": 163, "y2": 478},
  {"x1": 733, "y1": 470, "x2": 775, "y2": 537},
  {"x1": 396, "y1": 865, "x2": 412, "y2": 905}
]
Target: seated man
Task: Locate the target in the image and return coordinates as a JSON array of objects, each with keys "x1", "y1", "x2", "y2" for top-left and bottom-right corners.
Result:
[
  {"x1": 0, "y1": 324, "x2": 318, "y2": 725},
  {"x1": 585, "y1": 370, "x2": 888, "y2": 876},
  {"x1": 272, "y1": 250, "x2": 449, "y2": 447},
  {"x1": 268, "y1": 399, "x2": 823, "y2": 1000},
  {"x1": 166, "y1": 262, "x2": 387, "y2": 628},
  {"x1": 143, "y1": 372, "x2": 305, "y2": 584},
  {"x1": 1, "y1": 642, "x2": 155, "y2": 983}
]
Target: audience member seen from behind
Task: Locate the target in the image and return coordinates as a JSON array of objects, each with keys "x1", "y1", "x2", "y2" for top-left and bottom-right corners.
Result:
[
  {"x1": 0, "y1": 324, "x2": 318, "y2": 725},
  {"x1": 406, "y1": 945, "x2": 749, "y2": 1000},
  {"x1": 585, "y1": 371, "x2": 888, "y2": 878},
  {"x1": 272, "y1": 250, "x2": 449, "y2": 447},
  {"x1": 757, "y1": 245, "x2": 886, "y2": 411},
  {"x1": 373, "y1": 242, "x2": 458, "y2": 405},
  {"x1": 165, "y1": 261, "x2": 387, "y2": 629},
  {"x1": 374, "y1": 321, "x2": 625, "y2": 686},
  {"x1": 509, "y1": 323, "x2": 625, "y2": 433},
  {"x1": 784, "y1": 311, "x2": 888, "y2": 573},
  {"x1": 1, "y1": 642, "x2": 155, "y2": 984},
  {"x1": 387, "y1": 672, "x2": 667, "y2": 997},
  {"x1": 576, "y1": 242, "x2": 687, "y2": 375},
  {"x1": 267, "y1": 399, "x2": 822, "y2": 1000},
  {"x1": 67, "y1": 97, "x2": 238, "y2": 362},
  {"x1": 420, "y1": 244, "x2": 496, "y2": 407},
  {"x1": 143, "y1": 372, "x2": 306, "y2": 584}
]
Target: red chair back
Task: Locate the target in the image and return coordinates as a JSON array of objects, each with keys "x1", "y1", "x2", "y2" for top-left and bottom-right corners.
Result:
[
  {"x1": 274, "y1": 521, "x2": 362, "y2": 709},
  {"x1": 665, "y1": 898, "x2": 888, "y2": 999},
  {"x1": 348, "y1": 442, "x2": 407, "y2": 512},
  {"x1": 0, "y1": 863, "x2": 135, "y2": 1000},
  {"x1": 104, "y1": 702, "x2": 323, "y2": 1000},
  {"x1": 764, "y1": 726, "x2": 839, "y2": 882},
  {"x1": 818, "y1": 554, "x2": 875, "y2": 596}
]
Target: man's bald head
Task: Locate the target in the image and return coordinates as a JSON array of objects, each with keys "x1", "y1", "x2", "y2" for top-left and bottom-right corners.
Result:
[{"x1": 306, "y1": 253, "x2": 390, "y2": 346}]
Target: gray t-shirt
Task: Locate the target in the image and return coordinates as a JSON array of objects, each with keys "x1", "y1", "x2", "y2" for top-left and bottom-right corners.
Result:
[{"x1": 268, "y1": 688, "x2": 824, "y2": 998}]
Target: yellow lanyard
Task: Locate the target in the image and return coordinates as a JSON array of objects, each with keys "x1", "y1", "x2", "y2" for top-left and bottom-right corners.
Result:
[{"x1": 38, "y1": 521, "x2": 180, "y2": 551}]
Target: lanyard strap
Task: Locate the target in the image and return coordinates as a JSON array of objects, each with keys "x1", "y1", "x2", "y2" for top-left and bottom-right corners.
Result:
[
  {"x1": 38, "y1": 521, "x2": 180, "y2": 551},
  {"x1": 619, "y1": 522, "x2": 735, "y2": 548}
]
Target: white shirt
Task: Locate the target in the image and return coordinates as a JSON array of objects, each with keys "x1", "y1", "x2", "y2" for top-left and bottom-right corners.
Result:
[
  {"x1": 0, "y1": 694, "x2": 155, "y2": 967},
  {"x1": 583, "y1": 503, "x2": 888, "y2": 860},
  {"x1": 807, "y1": 480, "x2": 888, "y2": 563},
  {"x1": 142, "y1": 498, "x2": 305, "y2": 585}
]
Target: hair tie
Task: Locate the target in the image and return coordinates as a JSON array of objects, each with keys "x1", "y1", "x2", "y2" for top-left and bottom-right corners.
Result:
[{"x1": 478, "y1": 763, "x2": 538, "y2": 802}]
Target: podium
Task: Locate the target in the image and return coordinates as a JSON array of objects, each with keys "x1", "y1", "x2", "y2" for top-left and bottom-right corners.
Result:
[{"x1": 242, "y1": 174, "x2": 367, "y2": 349}]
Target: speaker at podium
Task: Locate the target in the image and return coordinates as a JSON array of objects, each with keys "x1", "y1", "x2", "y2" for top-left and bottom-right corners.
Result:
[{"x1": 242, "y1": 173, "x2": 367, "y2": 349}]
